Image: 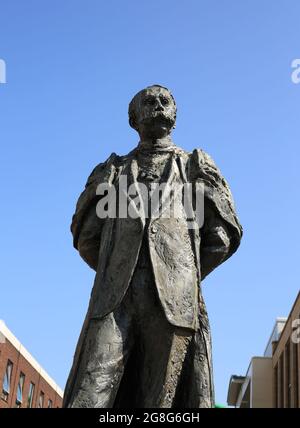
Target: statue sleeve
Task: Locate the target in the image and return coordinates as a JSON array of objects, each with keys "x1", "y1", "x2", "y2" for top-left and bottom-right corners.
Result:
[
  {"x1": 200, "y1": 203, "x2": 231, "y2": 279},
  {"x1": 189, "y1": 149, "x2": 243, "y2": 280},
  {"x1": 71, "y1": 154, "x2": 117, "y2": 271}
]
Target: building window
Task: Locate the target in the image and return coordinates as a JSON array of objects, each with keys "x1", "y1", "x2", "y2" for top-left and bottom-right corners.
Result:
[
  {"x1": 47, "y1": 399, "x2": 53, "y2": 408},
  {"x1": 38, "y1": 391, "x2": 44, "y2": 408},
  {"x1": 2, "y1": 360, "x2": 13, "y2": 401},
  {"x1": 279, "y1": 353, "x2": 284, "y2": 408},
  {"x1": 15, "y1": 372, "x2": 25, "y2": 407},
  {"x1": 285, "y1": 341, "x2": 291, "y2": 408},
  {"x1": 27, "y1": 382, "x2": 35, "y2": 408},
  {"x1": 274, "y1": 364, "x2": 278, "y2": 408}
]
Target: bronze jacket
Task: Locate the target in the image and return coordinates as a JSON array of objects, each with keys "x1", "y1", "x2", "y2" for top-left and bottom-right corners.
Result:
[{"x1": 70, "y1": 146, "x2": 242, "y2": 331}]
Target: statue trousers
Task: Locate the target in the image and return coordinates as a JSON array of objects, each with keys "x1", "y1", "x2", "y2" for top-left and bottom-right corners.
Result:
[{"x1": 67, "y1": 239, "x2": 214, "y2": 408}]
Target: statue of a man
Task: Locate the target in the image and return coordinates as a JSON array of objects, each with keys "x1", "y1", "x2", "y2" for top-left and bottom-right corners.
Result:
[{"x1": 63, "y1": 85, "x2": 242, "y2": 408}]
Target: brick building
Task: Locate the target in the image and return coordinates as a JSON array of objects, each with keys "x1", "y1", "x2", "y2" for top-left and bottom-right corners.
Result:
[
  {"x1": 0, "y1": 320, "x2": 63, "y2": 408},
  {"x1": 227, "y1": 292, "x2": 300, "y2": 408},
  {"x1": 272, "y1": 292, "x2": 300, "y2": 408}
]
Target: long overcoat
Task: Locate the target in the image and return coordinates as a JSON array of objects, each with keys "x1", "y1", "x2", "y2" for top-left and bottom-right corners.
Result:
[{"x1": 63, "y1": 146, "x2": 242, "y2": 406}]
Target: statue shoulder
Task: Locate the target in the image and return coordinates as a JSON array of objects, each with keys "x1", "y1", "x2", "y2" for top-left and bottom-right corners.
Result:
[
  {"x1": 189, "y1": 148, "x2": 220, "y2": 171},
  {"x1": 71, "y1": 152, "x2": 121, "y2": 249},
  {"x1": 85, "y1": 152, "x2": 120, "y2": 187},
  {"x1": 188, "y1": 148, "x2": 243, "y2": 241},
  {"x1": 186, "y1": 148, "x2": 223, "y2": 184}
]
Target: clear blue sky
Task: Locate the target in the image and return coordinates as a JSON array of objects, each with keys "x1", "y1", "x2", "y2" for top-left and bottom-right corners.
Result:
[{"x1": 0, "y1": 1, "x2": 299, "y2": 406}]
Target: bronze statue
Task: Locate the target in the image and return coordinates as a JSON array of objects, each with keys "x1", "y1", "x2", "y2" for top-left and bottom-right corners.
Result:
[{"x1": 63, "y1": 85, "x2": 242, "y2": 408}]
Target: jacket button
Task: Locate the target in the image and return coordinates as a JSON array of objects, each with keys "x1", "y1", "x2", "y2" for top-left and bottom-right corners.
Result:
[{"x1": 151, "y1": 225, "x2": 158, "y2": 234}]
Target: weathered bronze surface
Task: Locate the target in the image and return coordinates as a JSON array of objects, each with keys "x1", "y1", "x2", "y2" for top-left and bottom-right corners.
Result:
[{"x1": 63, "y1": 85, "x2": 242, "y2": 408}]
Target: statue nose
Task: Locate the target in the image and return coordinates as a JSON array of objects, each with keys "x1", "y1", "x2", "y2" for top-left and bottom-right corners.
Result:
[{"x1": 155, "y1": 102, "x2": 164, "y2": 111}]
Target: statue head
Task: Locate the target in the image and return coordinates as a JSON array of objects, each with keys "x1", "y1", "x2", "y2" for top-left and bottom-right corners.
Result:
[{"x1": 128, "y1": 85, "x2": 177, "y2": 139}]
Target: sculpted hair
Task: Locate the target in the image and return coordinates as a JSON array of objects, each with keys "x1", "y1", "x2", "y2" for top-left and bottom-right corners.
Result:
[{"x1": 128, "y1": 84, "x2": 177, "y2": 131}]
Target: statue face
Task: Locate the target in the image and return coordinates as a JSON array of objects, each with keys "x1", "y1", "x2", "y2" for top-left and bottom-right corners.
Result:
[{"x1": 134, "y1": 86, "x2": 176, "y2": 136}]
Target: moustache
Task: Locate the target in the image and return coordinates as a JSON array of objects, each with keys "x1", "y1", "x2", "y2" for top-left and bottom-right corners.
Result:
[{"x1": 141, "y1": 111, "x2": 175, "y2": 125}]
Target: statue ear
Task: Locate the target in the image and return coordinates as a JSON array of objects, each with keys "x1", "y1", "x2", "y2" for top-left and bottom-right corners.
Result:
[{"x1": 129, "y1": 116, "x2": 138, "y2": 131}]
